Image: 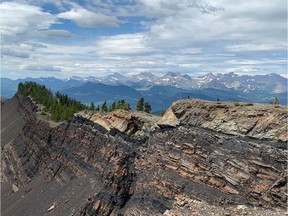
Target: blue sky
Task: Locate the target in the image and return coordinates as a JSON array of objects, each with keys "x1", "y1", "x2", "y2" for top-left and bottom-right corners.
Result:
[{"x1": 1, "y1": 0, "x2": 287, "y2": 79}]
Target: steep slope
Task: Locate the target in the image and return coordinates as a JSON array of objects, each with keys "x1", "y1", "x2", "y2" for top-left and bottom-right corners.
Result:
[
  {"x1": 1, "y1": 94, "x2": 25, "y2": 147},
  {"x1": 1, "y1": 95, "x2": 287, "y2": 216}
]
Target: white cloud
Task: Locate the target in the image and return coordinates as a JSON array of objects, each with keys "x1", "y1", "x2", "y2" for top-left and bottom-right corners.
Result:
[
  {"x1": 94, "y1": 33, "x2": 155, "y2": 56},
  {"x1": 146, "y1": 0, "x2": 286, "y2": 49},
  {"x1": 58, "y1": 8, "x2": 118, "y2": 28},
  {"x1": 1, "y1": 0, "x2": 287, "y2": 79},
  {"x1": 40, "y1": 29, "x2": 72, "y2": 38},
  {"x1": 0, "y1": 0, "x2": 79, "y2": 12},
  {"x1": 20, "y1": 64, "x2": 60, "y2": 71},
  {"x1": 1, "y1": 2, "x2": 57, "y2": 44},
  {"x1": 0, "y1": 1, "x2": 58, "y2": 63},
  {"x1": 1, "y1": 47, "x2": 30, "y2": 58},
  {"x1": 226, "y1": 43, "x2": 287, "y2": 52}
]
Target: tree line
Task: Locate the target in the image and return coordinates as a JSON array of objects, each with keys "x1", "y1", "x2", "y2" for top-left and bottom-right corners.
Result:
[
  {"x1": 18, "y1": 82, "x2": 153, "y2": 122},
  {"x1": 18, "y1": 82, "x2": 88, "y2": 121},
  {"x1": 90, "y1": 97, "x2": 152, "y2": 114}
]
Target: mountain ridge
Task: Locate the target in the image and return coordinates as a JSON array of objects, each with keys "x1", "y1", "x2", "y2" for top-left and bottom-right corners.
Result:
[
  {"x1": 2, "y1": 72, "x2": 287, "y2": 95},
  {"x1": 2, "y1": 72, "x2": 287, "y2": 112},
  {"x1": 1, "y1": 92, "x2": 287, "y2": 215}
]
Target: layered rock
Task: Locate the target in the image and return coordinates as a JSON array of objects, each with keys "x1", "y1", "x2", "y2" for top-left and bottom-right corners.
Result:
[
  {"x1": 1, "y1": 96, "x2": 287, "y2": 216},
  {"x1": 163, "y1": 99, "x2": 287, "y2": 142},
  {"x1": 76, "y1": 109, "x2": 161, "y2": 140}
]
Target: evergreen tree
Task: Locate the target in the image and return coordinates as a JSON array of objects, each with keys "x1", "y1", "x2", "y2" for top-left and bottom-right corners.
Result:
[
  {"x1": 17, "y1": 81, "x2": 88, "y2": 122},
  {"x1": 101, "y1": 100, "x2": 108, "y2": 112},
  {"x1": 90, "y1": 102, "x2": 95, "y2": 110},
  {"x1": 96, "y1": 105, "x2": 100, "y2": 111},
  {"x1": 109, "y1": 101, "x2": 117, "y2": 112},
  {"x1": 159, "y1": 110, "x2": 165, "y2": 116},
  {"x1": 136, "y1": 97, "x2": 144, "y2": 111},
  {"x1": 126, "y1": 102, "x2": 131, "y2": 111},
  {"x1": 144, "y1": 102, "x2": 152, "y2": 113}
]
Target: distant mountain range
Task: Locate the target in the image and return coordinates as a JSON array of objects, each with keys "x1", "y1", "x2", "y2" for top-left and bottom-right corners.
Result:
[
  {"x1": 1, "y1": 72, "x2": 287, "y2": 112},
  {"x1": 65, "y1": 71, "x2": 287, "y2": 93}
]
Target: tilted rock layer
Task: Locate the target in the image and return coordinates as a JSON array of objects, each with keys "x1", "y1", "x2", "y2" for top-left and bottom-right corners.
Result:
[
  {"x1": 1, "y1": 96, "x2": 287, "y2": 216},
  {"x1": 164, "y1": 99, "x2": 287, "y2": 142}
]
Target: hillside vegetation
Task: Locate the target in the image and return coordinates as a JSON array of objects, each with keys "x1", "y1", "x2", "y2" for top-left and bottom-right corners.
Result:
[
  {"x1": 18, "y1": 82, "x2": 88, "y2": 121},
  {"x1": 18, "y1": 82, "x2": 153, "y2": 122}
]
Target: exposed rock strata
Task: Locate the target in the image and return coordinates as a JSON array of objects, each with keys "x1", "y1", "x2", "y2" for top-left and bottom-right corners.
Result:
[
  {"x1": 1, "y1": 96, "x2": 287, "y2": 216},
  {"x1": 76, "y1": 109, "x2": 161, "y2": 140},
  {"x1": 163, "y1": 99, "x2": 287, "y2": 142}
]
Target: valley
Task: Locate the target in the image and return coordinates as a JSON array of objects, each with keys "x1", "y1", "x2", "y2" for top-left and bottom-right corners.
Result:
[{"x1": 2, "y1": 72, "x2": 287, "y2": 114}]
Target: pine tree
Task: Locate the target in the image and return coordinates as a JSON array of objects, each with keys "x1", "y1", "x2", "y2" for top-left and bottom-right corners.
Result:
[
  {"x1": 136, "y1": 97, "x2": 144, "y2": 111},
  {"x1": 101, "y1": 100, "x2": 108, "y2": 112},
  {"x1": 126, "y1": 102, "x2": 131, "y2": 111},
  {"x1": 90, "y1": 102, "x2": 95, "y2": 110},
  {"x1": 144, "y1": 102, "x2": 152, "y2": 113},
  {"x1": 17, "y1": 81, "x2": 89, "y2": 122},
  {"x1": 109, "y1": 101, "x2": 116, "y2": 112}
]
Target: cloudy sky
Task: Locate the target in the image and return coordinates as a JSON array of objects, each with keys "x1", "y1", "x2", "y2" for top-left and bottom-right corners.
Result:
[{"x1": 1, "y1": 0, "x2": 287, "y2": 79}]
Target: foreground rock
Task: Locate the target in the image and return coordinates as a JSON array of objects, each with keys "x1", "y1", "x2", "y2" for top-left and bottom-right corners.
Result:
[
  {"x1": 163, "y1": 99, "x2": 287, "y2": 142},
  {"x1": 76, "y1": 109, "x2": 161, "y2": 140},
  {"x1": 1, "y1": 96, "x2": 287, "y2": 215}
]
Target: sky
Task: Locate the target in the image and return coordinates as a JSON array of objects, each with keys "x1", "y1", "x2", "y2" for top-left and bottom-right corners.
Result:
[{"x1": 0, "y1": 0, "x2": 287, "y2": 79}]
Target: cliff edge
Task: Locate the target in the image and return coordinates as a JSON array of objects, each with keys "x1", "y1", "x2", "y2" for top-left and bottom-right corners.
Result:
[
  {"x1": 162, "y1": 99, "x2": 287, "y2": 142},
  {"x1": 1, "y1": 95, "x2": 287, "y2": 216}
]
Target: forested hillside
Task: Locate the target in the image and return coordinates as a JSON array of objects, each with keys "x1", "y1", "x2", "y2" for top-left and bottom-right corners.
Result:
[
  {"x1": 17, "y1": 82, "x2": 153, "y2": 121},
  {"x1": 18, "y1": 82, "x2": 88, "y2": 121}
]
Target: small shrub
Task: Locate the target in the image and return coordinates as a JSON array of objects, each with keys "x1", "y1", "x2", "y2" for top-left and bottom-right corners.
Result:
[
  {"x1": 273, "y1": 96, "x2": 280, "y2": 108},
  {"x1": 234, "y1": 102, "x2": 240, "y2": 107},
  {"x1": 245, "y1": 103, "x2": 254, "y2": 106}
]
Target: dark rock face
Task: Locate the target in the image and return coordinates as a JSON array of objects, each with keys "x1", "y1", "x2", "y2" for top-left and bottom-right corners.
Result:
[
  {"x1": 1, "y1": 96, "x2": 287, "y2": 215},
  {"x1": 1, "y1": 94, "x2": 25, "y2": 147},
  {"x1": 138, "y1": 127, "x2": 286, "y2": 208}
]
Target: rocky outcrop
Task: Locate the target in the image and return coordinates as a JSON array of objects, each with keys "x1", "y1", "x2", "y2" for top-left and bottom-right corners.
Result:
[
  {"x1": 76, "y1": 109, "x2": 161, "y2": 140},
  {"x1": 1, "y1": 96, "x2": 287, "y2": 216},
  {"x1": 163, "y1": 99, "x2": 287, "y2": 142}
]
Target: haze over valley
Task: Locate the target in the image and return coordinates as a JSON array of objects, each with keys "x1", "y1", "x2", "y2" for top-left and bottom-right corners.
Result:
[{"x1": 2, "y1": 72, "x2": 287, "y2": 113}]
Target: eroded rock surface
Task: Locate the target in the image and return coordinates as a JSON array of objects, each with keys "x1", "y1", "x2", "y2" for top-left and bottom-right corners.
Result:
[
  {"x1": 76, "y1": 109, "x2": 161, "y2": 140},
  {"x1": 164, "y1": 99, "x2": 287, "y2": 142},
  {"x1": 1, "y1": 96, "x2": 287, "y2": 216}
]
